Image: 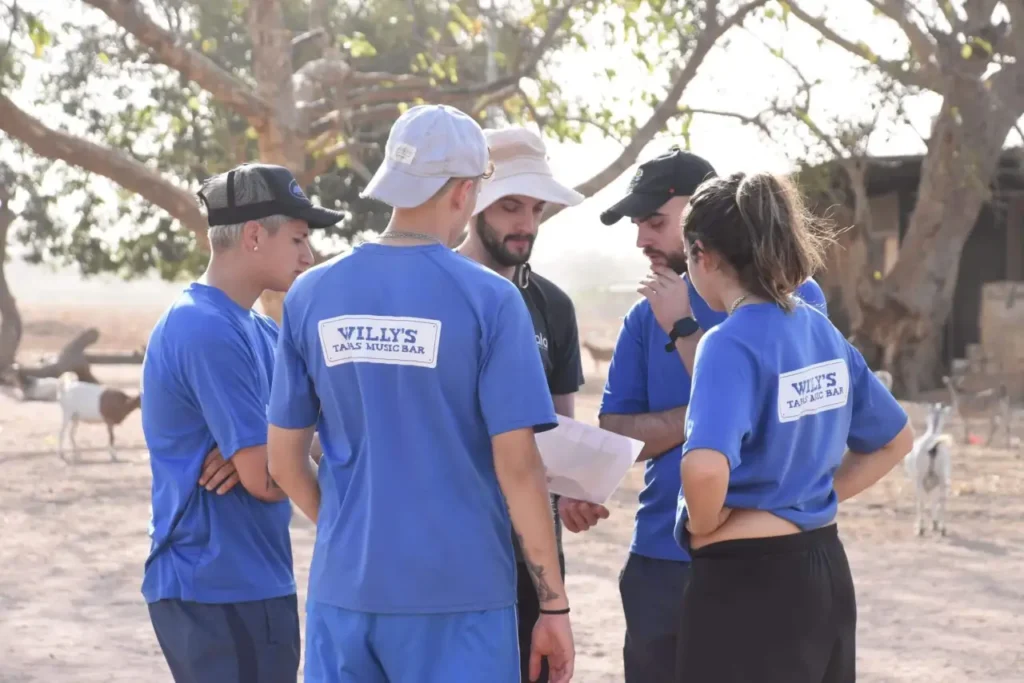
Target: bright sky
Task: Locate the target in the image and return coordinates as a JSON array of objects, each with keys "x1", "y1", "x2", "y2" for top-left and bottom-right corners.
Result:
[{"x1": 6, "y1": 0, "x2": 1020, "y2": 287}]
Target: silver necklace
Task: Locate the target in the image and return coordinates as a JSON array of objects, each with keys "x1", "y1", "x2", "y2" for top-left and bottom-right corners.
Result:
[
  {"x1": 377, "y1": 229, "x2": 442, "y2": 245},
  {"x1": 727, "y1": 294, "x2": 748, "y2": 315}
]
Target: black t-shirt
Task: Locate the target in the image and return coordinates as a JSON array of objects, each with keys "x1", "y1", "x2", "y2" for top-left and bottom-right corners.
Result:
[{"x1": 512, "y1": 264, "x2": 584, "y2": 564}]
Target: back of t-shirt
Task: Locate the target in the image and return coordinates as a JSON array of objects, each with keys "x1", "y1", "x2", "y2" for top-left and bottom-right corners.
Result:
[
  {"x1": 268, "y1": 242, "x2": 558, "y2": 614},
  {"x1": 675, "y1": 300, "x2": 908, "y2": 550}
]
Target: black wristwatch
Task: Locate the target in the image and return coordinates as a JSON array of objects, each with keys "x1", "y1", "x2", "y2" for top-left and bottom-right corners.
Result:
[{"x1": 665, "y1": 316, "x2": 700, "y2": 351}]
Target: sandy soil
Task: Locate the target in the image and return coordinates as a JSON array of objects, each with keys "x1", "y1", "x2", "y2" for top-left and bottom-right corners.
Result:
[{"x1": 1, "y1": 302, "x2": 1023, "y2": 682}]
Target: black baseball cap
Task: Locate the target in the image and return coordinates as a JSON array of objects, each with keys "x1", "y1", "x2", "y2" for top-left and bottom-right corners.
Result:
[
  {"x1": 600, "y1": 147, "x2": 717, "y2": 225},
  {"x1": 197, "y1": 163, "x2": 347, "y2": 229}
]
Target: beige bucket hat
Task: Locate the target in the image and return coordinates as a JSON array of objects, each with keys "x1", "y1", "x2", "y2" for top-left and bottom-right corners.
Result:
[{"x1": 473, "y1": 127, "x2": 584, "y2": 216}]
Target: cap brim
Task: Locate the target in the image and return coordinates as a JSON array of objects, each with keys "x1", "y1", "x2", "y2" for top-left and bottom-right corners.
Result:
[
  {"x1": 294, "y1": 205, "x2": 348, "y2": 229},
  {"x1": 473, "y1": 174, "x2": 585, "y2": 216},
  {"x1": 360, "y1": 163, "x2": 447, "y2": 209},
  {"x1": 599, "y1": 192, "x2": 668, "y2": 226}
]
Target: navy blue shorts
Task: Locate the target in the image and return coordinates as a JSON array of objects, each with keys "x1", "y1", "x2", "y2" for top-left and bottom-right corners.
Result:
[
  {"x1": 304, "y1": 600, "x2": 519, "y2": 683},
  {"x1": 148, "y1": 595, "x2": 300, "y2": 683}
]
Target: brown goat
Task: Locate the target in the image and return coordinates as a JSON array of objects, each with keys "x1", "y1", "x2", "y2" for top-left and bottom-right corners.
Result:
[{"x1": 57, "y1": 372, "x2": 142, "y2": 462}]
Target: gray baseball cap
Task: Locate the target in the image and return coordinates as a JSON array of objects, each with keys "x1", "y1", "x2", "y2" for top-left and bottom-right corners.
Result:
[{"x1": 360, "y1": 104, "x2": 490, "y2": 209}]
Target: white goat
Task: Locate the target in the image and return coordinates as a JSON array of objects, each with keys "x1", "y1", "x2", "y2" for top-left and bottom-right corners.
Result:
[
  {"x1": 12, "y1": 370, "x2": 61, "y2": 401},
  {"x1": 57, "y1": 372, "x2": 142, "y2": 462},
  {"x1": 904, "y1": 402, "x2": 954, "y2": 536}
]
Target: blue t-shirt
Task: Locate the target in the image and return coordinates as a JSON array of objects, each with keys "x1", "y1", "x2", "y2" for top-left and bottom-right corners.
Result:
[
  {"x1": 600, "y1": 276, "x2": 827, "y2": 562},
  {"x1": 267, "y1": 242, "x2": 557, "y2": 615},
  {"x1": 140, "y1": 283, "x2": 295, "y2": 604},
  {"x1": 674, "y1": 300, "x2": 908, "y2": 551}
]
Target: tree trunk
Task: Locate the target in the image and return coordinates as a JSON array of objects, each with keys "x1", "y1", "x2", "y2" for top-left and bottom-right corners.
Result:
[
  {"x1": 0, "y1": 196, "x2": 21, "y2": 375},
  {"x1": 850, "y1": 87, "x2": 1020, "y2": 396},
  {"x1": 250, "y1": 0, "x2": 304, "y2": 325},
  {"x1": 18, "y1": 328, "x2": 100, "y2": 382}
]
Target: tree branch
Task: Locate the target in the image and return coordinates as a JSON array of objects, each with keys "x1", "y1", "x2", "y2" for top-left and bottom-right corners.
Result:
[
  {"x1": 788, "y1": 1, "x2": 938, "y2": 91},
  {"x1": 0, "y1": 94, "x2": 208, "y2": 244},
  {"x1": 544, "y1": 0, "x2": 770, "y2": 221},
  {"x1": 81, "y1": 0, "x2": 274, "y2": 128},
  {"x1": 864, "y1": 0, "x2": 941, "y2": 72}
]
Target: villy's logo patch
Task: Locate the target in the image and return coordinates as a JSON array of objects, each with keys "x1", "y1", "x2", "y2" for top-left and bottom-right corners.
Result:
[
  {"x1": 318, "y1": 315, "x2": 441, "y2": 368},
  {"x1": 535, "y1": 333, "x2": 549, "y2": 351},
  {"x1": 777, "y1": 359, "x2": 850, "y2": 423},
  {"x1": 288, "y1": 180, "x2": 307, "y2": 200}
]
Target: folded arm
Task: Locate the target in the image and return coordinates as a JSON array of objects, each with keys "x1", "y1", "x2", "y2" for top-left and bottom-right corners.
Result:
[{"x1": 600, "y1": 407, "x2": 687, "y2": 462}]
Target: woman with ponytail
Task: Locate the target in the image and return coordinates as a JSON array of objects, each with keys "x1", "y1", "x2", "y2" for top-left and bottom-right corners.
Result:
[{"x1": 664, "y1": 171, "x2": 913, "y2": 682}]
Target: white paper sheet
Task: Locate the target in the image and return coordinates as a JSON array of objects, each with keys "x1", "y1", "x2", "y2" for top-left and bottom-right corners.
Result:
[{"x1": 534, "y1": 415, "x2": 644, "y2": 505}]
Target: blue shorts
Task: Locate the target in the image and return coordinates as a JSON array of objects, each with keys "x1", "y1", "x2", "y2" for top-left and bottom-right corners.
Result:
[
  {"x1": 304, "y1": 601, "x2": 519, "y2": 683},
  {"x1": 148, "y1": 595, "x2": 300, "y2": 683}
]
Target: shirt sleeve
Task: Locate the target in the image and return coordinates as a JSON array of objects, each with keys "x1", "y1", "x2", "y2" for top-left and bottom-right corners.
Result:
[
  {"x1": 680, "y1": 331, "x2": 757, "y2": 470},
  {"x1": 845, "y1": 342, "x2": 909, "y2": 453},
  {"x1": 796, "y1": 278, "x2": 829, "y2": 317},
  {"x1": 479, "y1": 289, "x2": 558, "y2": 437},
  {"x1": 599, "y1": 307, "x2": 649, "y2": 415},
  {"x1": 548, "y1": 295, "x2": 585, "y2": 396},
  {"x1": 181, "y1": 324, "x2": 270, "y2": 459},
  {"x1": 268, "y1": 296, "x2": 321, "y2": 430}
]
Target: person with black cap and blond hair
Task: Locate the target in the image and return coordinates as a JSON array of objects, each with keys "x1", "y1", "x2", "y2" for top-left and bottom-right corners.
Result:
[
  {"x1": 597, "y1": 147, "x2": 829, "y2": 681},
  {"x1": 141, "y1": 162, "x2": 345, "y2": 683}
]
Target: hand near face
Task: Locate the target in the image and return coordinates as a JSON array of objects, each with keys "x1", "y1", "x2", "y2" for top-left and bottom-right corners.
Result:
[{"x1": 638, "y1": 265, "x2": 692, "y2": 334}]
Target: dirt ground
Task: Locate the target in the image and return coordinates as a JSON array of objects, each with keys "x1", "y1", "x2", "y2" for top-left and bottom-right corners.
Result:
[{"x1": 1, "y1": 303, "x2": 1023, "y2": 682}]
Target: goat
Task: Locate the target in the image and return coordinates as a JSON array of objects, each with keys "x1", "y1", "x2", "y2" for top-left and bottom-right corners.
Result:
[
  {"x1": 904, "y1": 402, "x2": 954, "y2": 536},
  {"x1": 9, "y1": 365, "x2": 61, "y2": 402},
  {"x1": 581, "y1": 340, "x2": 614, "y2": 372},
  {"x1": 873, "y1": 369, "x2": 893, "y2": 392},
  {"x1": 56, "y1": 372, "x2": 141, "y2": 462},
  {"x1": 942, "y1": 374, "x2": 1011, "y2": 446}
]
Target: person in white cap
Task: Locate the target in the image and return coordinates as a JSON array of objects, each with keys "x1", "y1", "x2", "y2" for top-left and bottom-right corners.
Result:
[
  {"x1": 265, "y1": 105, "x2": 576, "y2": 683},
  {"x1": 457, "y1": 125, "x2": 609, "y2": 683}
]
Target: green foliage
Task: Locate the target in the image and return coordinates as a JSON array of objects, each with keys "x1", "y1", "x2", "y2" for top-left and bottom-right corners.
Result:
[{"x1": 1, "y1": 0, "x2": 710, "y2": 282}]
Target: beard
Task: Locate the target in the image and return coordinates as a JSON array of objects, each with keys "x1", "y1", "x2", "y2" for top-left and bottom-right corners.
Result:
[
  {"x1": 643, "y1": 247, "x2": 688, "y2": 275},
  {"x1": 476, "y1": 214, "x2": 535, "y2": 268}
]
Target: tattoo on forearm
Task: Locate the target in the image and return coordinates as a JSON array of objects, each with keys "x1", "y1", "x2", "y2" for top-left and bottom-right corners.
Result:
[{"x1": 515, "y1": 532, "x2": 561, "y2": 603}]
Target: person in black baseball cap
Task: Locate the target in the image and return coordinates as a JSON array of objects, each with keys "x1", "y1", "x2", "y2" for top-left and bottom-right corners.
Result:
[
  {"x1": 141, "y1": 162, "x2": 344, "y2": 683},
  {"x1": 595, "y1": 146, "x2": 717, "y2": 683},
  {"x1": 600, "y1": 147, "x2": 717, "y2": 227}
]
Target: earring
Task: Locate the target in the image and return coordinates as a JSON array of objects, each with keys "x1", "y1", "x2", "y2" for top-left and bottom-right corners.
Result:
[{"x1": 253, "y1": 245, "x2": 259, "y2": 252}]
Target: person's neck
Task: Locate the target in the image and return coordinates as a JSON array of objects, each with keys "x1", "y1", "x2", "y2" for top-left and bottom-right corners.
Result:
[
  {"x1": 717, "y1": 280, "x2": 761, "y2": 315},
  {"x1": 199, "y1": 254, "x2": 263, "y2": 310},
  {"x1": 457, "y1": 236, "x2": 515, "y2": 280},
  {"x1": 383, "y1": 209, "x2": 452, "y2": 246}
]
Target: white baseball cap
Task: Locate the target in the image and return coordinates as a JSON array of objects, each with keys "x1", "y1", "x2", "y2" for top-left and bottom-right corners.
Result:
[
  {"x1": 473, "y1": 127, "x2": 584, "y2": 216},
  {"x1": 360, "y1": 104, "x2": 490, "y2": 209}
]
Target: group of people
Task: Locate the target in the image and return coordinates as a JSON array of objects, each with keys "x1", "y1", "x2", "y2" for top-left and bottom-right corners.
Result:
[{"x1": 138, "y1": 103, "x2": 915, "y2": 683}]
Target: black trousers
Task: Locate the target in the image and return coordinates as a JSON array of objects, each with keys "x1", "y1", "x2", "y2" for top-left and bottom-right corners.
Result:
[
  {"x1": 516, "y1": 554, "x2": 567, "y2": 683},
  {"x1": 676, "y1": 524, "x2": 856, "y2": 683},
  {"x1": 619, "y1": 553, "x2": 690, "y2": 683}
]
